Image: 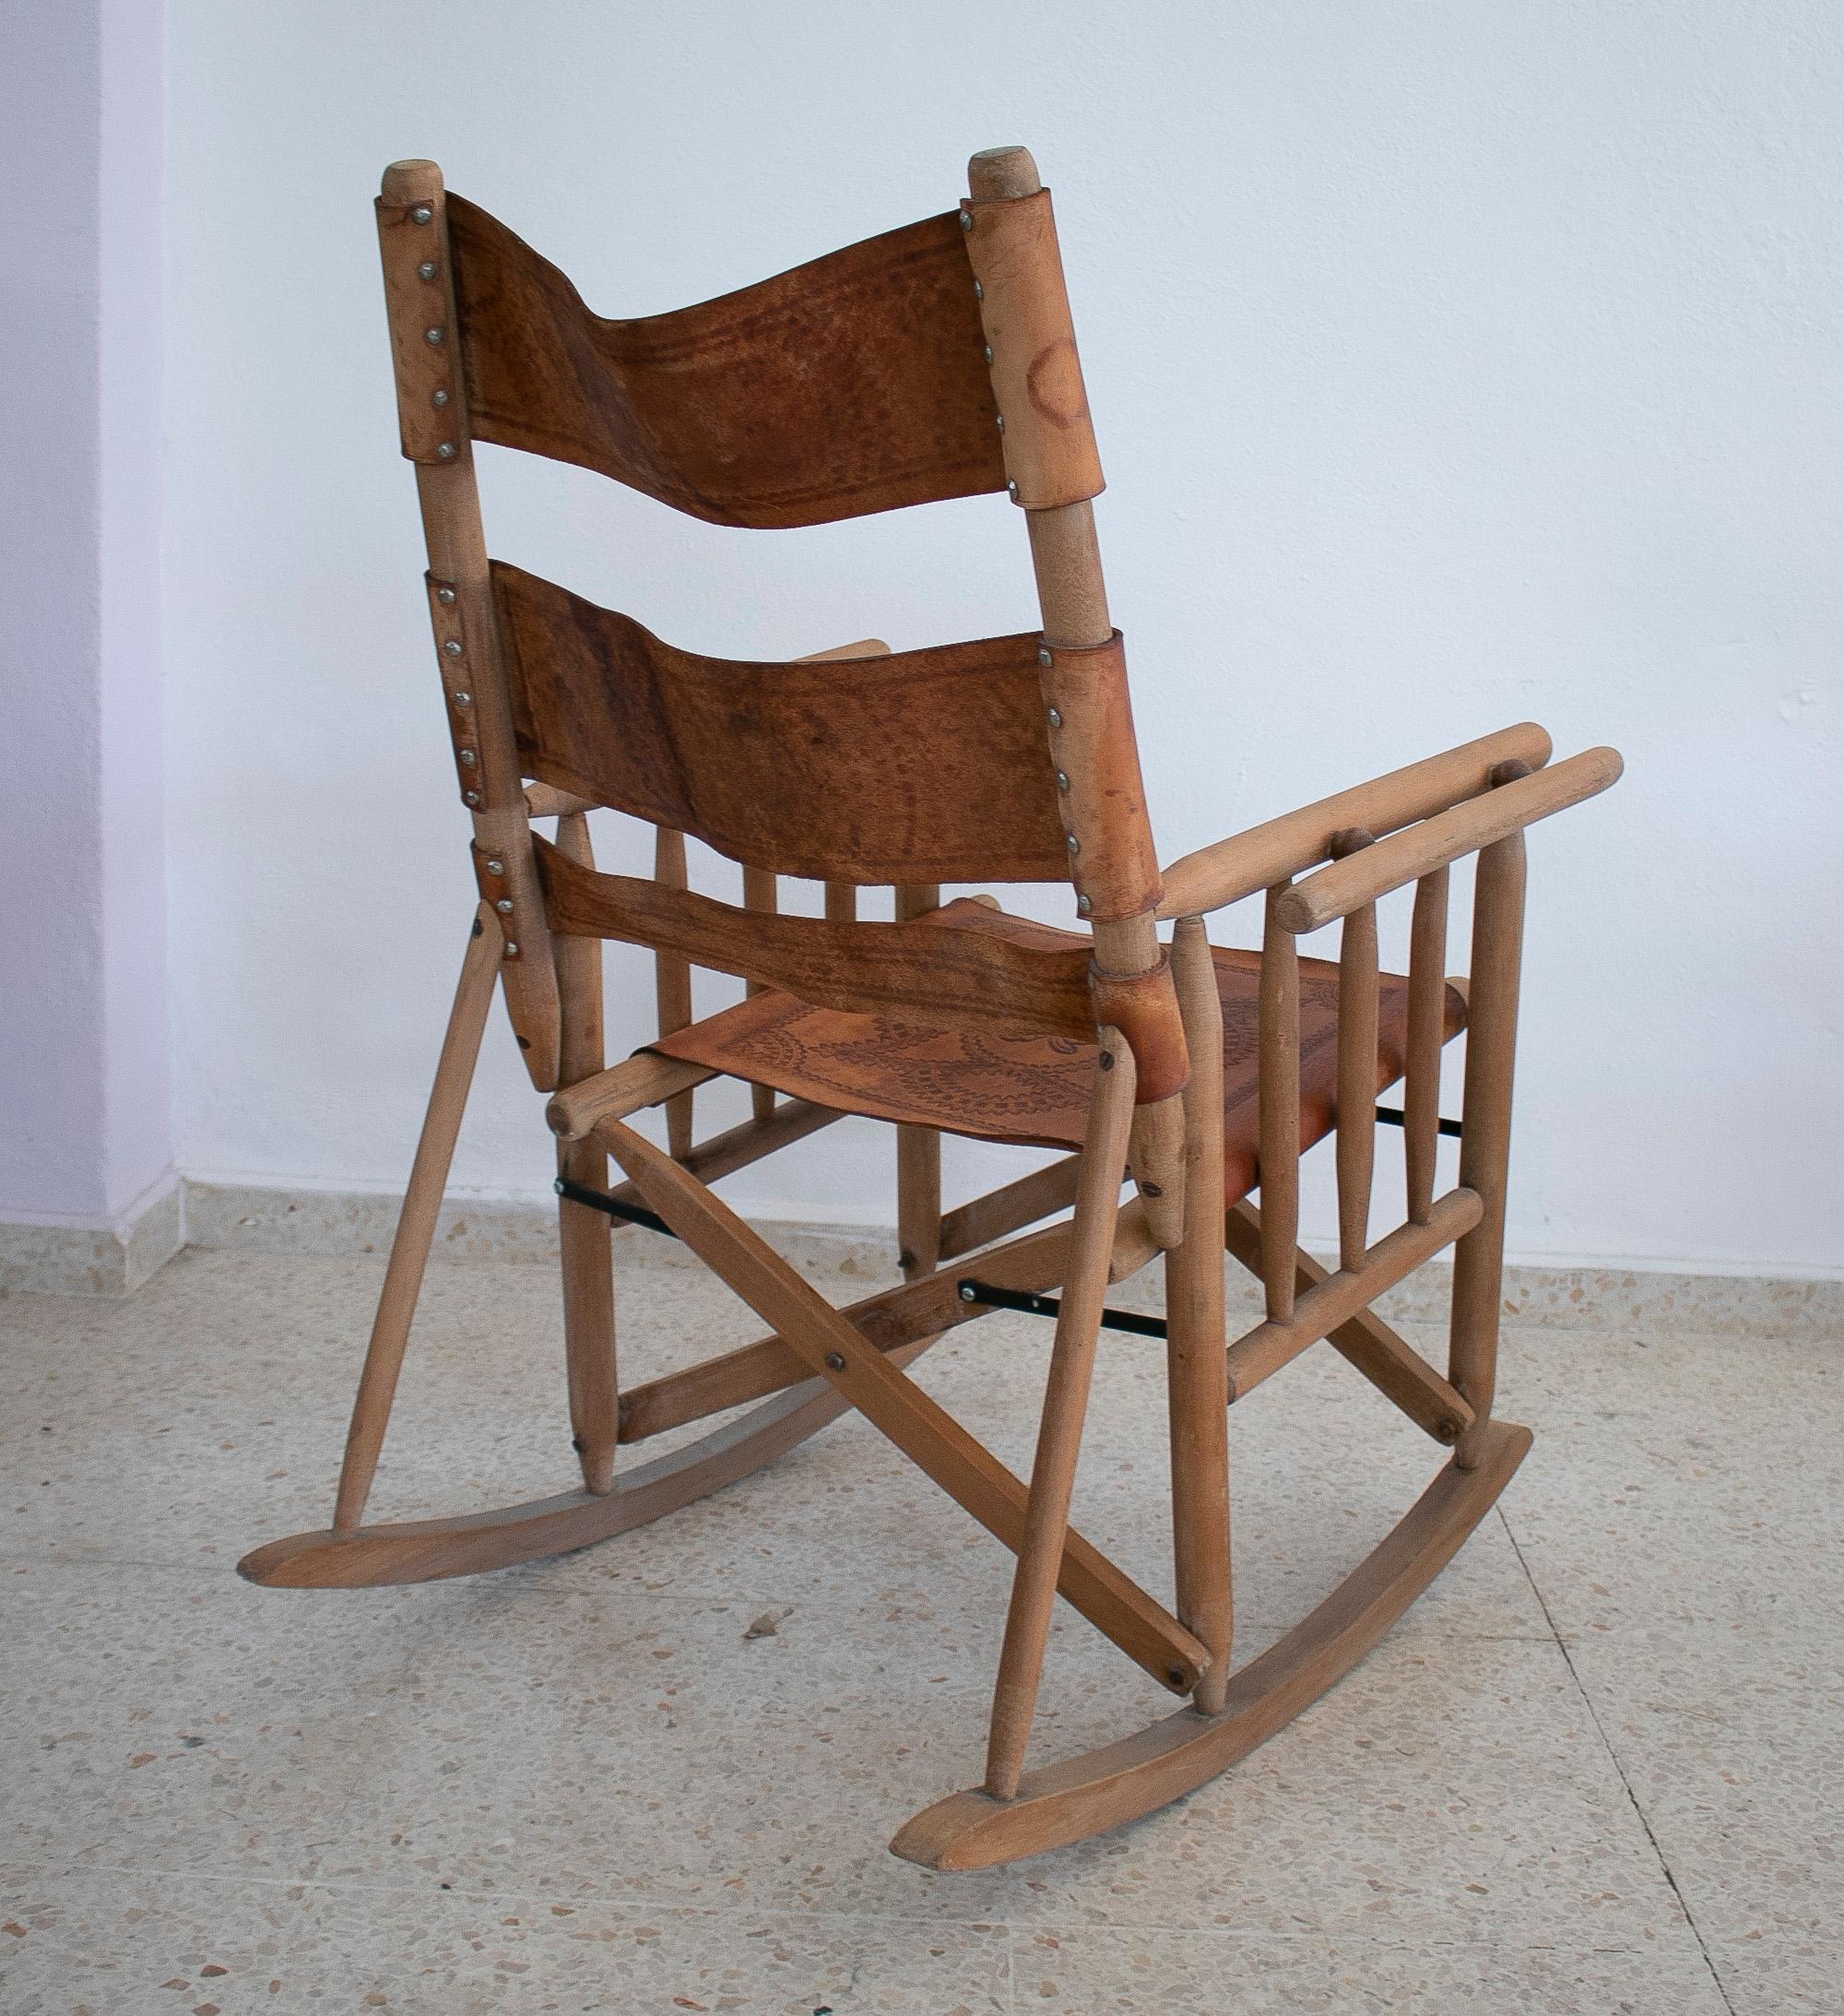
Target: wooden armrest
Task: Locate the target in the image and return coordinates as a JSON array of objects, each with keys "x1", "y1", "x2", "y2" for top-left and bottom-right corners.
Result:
[
  {"x1": 1274, "y1": 746, "x2": 1623, "y2": 933},
  {"x1": 1155, "y1": 722, "x2": 1554, "y2": 920}
]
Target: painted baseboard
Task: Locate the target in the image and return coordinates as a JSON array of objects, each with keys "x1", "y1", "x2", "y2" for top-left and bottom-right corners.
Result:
[
  {"x1": 0, "y1": 1175, "x2": 185, "y2": 1298},
  {"x1": 175, "y1": 1179, "x2": 1844, "y2": 1341}
]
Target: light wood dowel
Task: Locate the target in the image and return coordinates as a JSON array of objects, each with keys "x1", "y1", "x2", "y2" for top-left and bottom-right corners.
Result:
[
  {"x1": 939, "y1": 1154, "x2": 1082, "y2": 1262},
  {"x1": 741, "y1": 864, "x2": 777, "y2": 1121},
  {"x1": 1449, "y1": 822, "x2": 1528, "y2": 1468},
  {"x1": 653, "y1": 826, "x2": 695, "y2": 1158},
  {"x1": 545, "y1": 1052, "x2": 716, "y2": 1141},
  {"x1": 1332, "y1": 831, "x2": 1378, "y2": 1275},
  {"x1": 1228, "y1": 1186, "x2": 1483, "y2": 1401},
  {"x1": 986, "y1": 1029, "x2": 1138, "y2": 1797},
  {"x1": 1257, "y1": 888, "x2": 1300, "y2": 1322},
  {"x1": 895, "y1": 883, "x2": 943, "y2": 1279},
  {"x1": 1166, "y1": 918, "x2": 1233, "y2": 1714},
  {"x1": 523, "y1": 782, "x2": 599, "y2": 820},
  {"x1": 1404, "y1": 866, "x2": 1450, "y2": 1225},
  {"x1": 333, "y1": 905, "x2": 502, "y2": 1533},
  {"x1": 553, "y1": 811, "x2": 618, "y2": 1494}
]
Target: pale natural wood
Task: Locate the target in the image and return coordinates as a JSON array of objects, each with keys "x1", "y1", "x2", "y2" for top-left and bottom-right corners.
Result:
[
  {"x1": 1223, "y1": 1202, "x2": 1474, "y2": 1444},
  {"x1": 523, "y1": 782, "x2": 599, "y2": 819},
  {"x1": 552, "y1": 812, "x2": 619, "y2": 1493},
  {"x1": 601, "y1": 1097, "x2": 842, "y2": 1209},
  {"x1": 741, "y1": 863, "x2": 777, "y2": 1121},
  {"x1": 378, "y1": 160, "x2": 561, "y2": 1090},
  {"x1": 891, "y1": 1418, "x2": 1531, "y2": 1868},
  {"x1": 1166, "y1": 918, "x2": 1234, "y2": 1714},
  {"x1": 1257, "y1": 888, "x2": 1300, "y2": 1322},
  {"x1": 895, "y1": 881, "x2": 944, "y2": 1279},
  {"x1": 1276, "y1": 746, "x2": 1623, "y2": 933},
  {"x1": 1450, "y1": 822, "x2": 1528, "y2": 1468},
  {"x1": 597, "y1": 1113, "x2": 1205, "y2": 1693},
  {"x1": 545, "y1": 1051, "x2": 715, "y2": 1141},
  {"x1": 653, "y1": 826, "x2": 696, "y2": 1157},
  {"x1": 332, "y1": 905, "x2": 502, "y2": 1534},
  {"x1": 1332, "y1": 831, "x2": 1379, "y2": 1275},
  {"x1": 1155, "y1": 723, "x2": 1554, "y2": 921},
  {"x1": 247, "y1": 1340, "x2": 933, "y2": 1589},
  {"x1": 939, "y1": 1153, "x2": 1082, "y2": 1262},
  {"x1": 986, "y1": 1031, "x2": 1138, "y2": 1796},
  {"x1": 1227, "y1": 1187, "x2": 1483, "y2": 1401},
  {"x1": 1404, "y1": 867, "x2": 1450, "y2": 1225}
]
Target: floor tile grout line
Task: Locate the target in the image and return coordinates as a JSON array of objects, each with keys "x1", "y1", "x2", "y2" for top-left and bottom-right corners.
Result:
[{"x1": 1495, "y1": 1502, "x2": 1738, "y2": 2016}]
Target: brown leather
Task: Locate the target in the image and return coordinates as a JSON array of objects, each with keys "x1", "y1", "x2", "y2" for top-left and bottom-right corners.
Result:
[
  {"x1": 445, "y1": 196, "x2": 1007, "y2": 528},
  {"x1": 1089, "y1": 954, "x2": 1188, "y2": 1106},
  {"x1": 1038, "y1": 633, "x2": 1163, "y2": 922},
  {"x1": 962, "y1": 189, "x2": 1105, "y2": 510},
  {"x1": 651, "y1": 925, "x2": 1469, "y2": 1192},
  {"x1": 376, "y1": 197, "x2": 469, "y2": 463},
  {"x1": 495, "y1": 563, "x2": 1072, "y2": 884},
  {"x1": 537, "y1": 852, "x2": 1105, "y2": 1044}
]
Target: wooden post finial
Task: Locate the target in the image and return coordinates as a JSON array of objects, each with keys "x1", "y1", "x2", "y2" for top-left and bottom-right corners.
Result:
[{"x1": 968, "y1": 146, "x2": 1041, "y2": 202}]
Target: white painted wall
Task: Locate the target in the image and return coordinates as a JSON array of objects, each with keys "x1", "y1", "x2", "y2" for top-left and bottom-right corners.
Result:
[
  {"x1": 161, "y1": 0, "x2": 1842, "y2": 1275},
  {"x1": 1, "y1": 0, "x2": 171, "y2": 1232}
]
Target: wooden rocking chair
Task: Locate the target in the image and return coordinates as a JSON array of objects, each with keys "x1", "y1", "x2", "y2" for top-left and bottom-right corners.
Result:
[{"x1": 239, "y1": 147, "x2": 1622, "y2": 1868}]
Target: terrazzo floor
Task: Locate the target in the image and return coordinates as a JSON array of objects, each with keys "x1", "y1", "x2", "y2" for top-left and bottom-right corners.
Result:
[{"x1": 1, "y1": 1239, "x2": 1838, "y2": 2013}]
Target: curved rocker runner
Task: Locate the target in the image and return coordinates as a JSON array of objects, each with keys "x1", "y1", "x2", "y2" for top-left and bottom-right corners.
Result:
[{"x1": 238, "y1": 145, "x2": 1621, "y2": 1866}]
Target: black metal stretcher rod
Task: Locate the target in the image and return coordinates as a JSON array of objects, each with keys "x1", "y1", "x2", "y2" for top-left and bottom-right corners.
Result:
[{"x1": 955, "y1": 1279, "x2": 1169, "y2": 1340}]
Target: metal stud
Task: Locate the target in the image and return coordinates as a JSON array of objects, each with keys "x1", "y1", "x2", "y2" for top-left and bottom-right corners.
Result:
[
  {"x1": 824, "y1": 1351, "x2": 846, "y2": 1371},
  {"x1": 553, "y1": 1178, "x2": 566, "y2": 1195},
  {"x1": 1037, "y1": 647, "x2": 1054, "y2": 667},
  {"x1": 486, "y1": 858, "x2": 505, "y2": 875},
  {"x1": 958, "y1": 1283, "x2": 978, "y2": 1302},
  {"x1": 425, "y1": 326, "x2": 444, "y2": 345},
  {"x1": 458, "y1": 748, "x2": 476, "y2": 765},
  {"x1": 463, "y1": 789, "x2": 480, "y2": 806},
  {"x1": 452, "y1": 691, "x2": 470, "y2": 706},
  {"x1": 443, "y1": 638, "x2": 462, "y2": 657},
  {"x1": 1056, "y1": 770, "x2": 1070, "y2": 792},
  {"x1": 983, "y1": 344, "x2": 993, "y2": 363},
  {"x1": 1047, "y1": 706, "x2": 1063, "y2": 729},
  {"x1": 1067, "y1": 834, "x2": 1082, "y2": 854},
  {"x1": 973, "y1": 279, "x2": 984, "y2": 300},
  {"x1": 503, "y1": 942, "x2": 519, "y2": 957},
  {"x1": 436, "y1": 442, "x2": 456, "y2": 459},
  {"x1": 1077, "y1": 893, "x2": 1093, "y2": 916},
  {"x1": 995, "y1": 414, "x2": 1005, "y2": 433},
  {"x1": 431, "y1": 388, "x2": 451, "y2": 408},
  {"x1": 410, "y1": 204, "x2": 433, "y2": 224},
  {"x1": 1007, "y1": 480, "x2": 1020, "y2": 501},
  {"x1": 495, "y1": 897, "x2": 514, "y2": 914},
  {"x1": 959, "y1": 208, "x2": 974, "y2": 231},
  {"x1": 418, "y1": 260, "x2": 438, "y2": 280},
  {"x1": 436, "y1": 586, "x2": 456, "y2": 604}
]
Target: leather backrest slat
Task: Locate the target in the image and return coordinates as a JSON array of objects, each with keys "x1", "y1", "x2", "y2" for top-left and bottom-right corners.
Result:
[
  {"x1": 448, "y1": 196, "x2": 1006, "y2": 528},
  {"x1": 495, "y1": 563, "x2": 1071, "y2": 885}
]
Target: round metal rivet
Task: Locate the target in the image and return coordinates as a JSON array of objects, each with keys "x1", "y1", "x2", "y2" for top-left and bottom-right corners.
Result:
[
  {"x1": 1098, "y1": 1049, "x2": 1115, "y2": 1070},
  {"x1": 410, "y1": 204, "x2": 433, "y2": 224},
  {"x1": 503, "y1": 943, "x2": 519, "y2": 957},
  {"x1": 495, "y1": 897, "x2": 514, "y2": 914},
  {"x1": 418, "y1": 260, "x2": 438, "y2": 279},
  {"x1": 1037, "y1": 647, "x2": 1054, "y2": 667},
  {"x1": 553, "y1": 1178, "x2": 566, "y2": 1195},
  {"x1": 1046, "y1": 706, "x2": 1063, "y2": 729},
  {"x1": 425, "y1": 326, "x2": 444, "y2": 345},
  {"x1": 436, "y1": 442, "x2": 456, "y2": 459},
  {"x1": 983, "y1": 344, "x2": 993, "y2": 363},
  {"x1": 958, "y1": 1284, "x2": 978, "y2": 1302},
  {"x1": 973, "y1": 279, "x2": 984, "y2": 300},
  {"x1": 463, "y1": 789, "x2": 480, "y2": 806},
  {"x1": 453, "y1": 691, "x2": 471, "y2": 706},
  {"x1": 1007, "y1": 480, "x2": 1020, "y2": 501},
  {"x1": 1077, "y1": 894, "x2": 1093, "y2": 916},
  {"x1": 1066, "y1": 834, "x2": 1081, "y2": 854},
  {"x1": 1057, "y1": 771, "x2": 1070, "y2": 792},
  {"x1": 824, "y1": 1352, "x2": 846, "y2": 1371},
  {"x1": 431, "y1": 388, "x2": 451, "y2": 408},
  {"x1": 443, "y1": 639, "x2": 462, "y2": 657},
  {"x1": 959, "y1": 208, "x2": 974, "y2": 231},
  {"x1": 436, "y1": 586, "x2": 456, "y2": 604},
  {"x1": 458, "y1": 748, "x2": 476, "y2": 765},
  {"x1": 995, "y1": 414, "x2": 1005, "y2": 433},
  {"x1": 486, "y1": 859, "x2": 505, "y2": 875}
]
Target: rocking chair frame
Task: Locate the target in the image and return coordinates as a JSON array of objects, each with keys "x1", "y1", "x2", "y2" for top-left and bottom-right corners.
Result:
[{"x1": 238, "y1": 145, "x2": 1621, "y2": 1869}]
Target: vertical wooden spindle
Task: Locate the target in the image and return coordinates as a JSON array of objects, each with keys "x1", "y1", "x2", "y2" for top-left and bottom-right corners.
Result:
[
  {"x1": 1166, "y1": 918, "x2": 1233, "y2": 1714},
  {"x1": 824, "y1": 882, "x2": 857, "y2": 923},
  {"x1": 1404, "y1": 865, "x2": 1450, "y2": 1226},
  {"x1": 741, "y1": 865, "x2": 777, "y2": 1121},
  {"x1": 894, "y1": 883, "x2": 942, "y2": 1280},
  {"x1": 1331, "y1": 829, "x2": 1378, "y2": 1275},
  {"x1": 1449, "y1": 767, "x2": 1530, "y2": 1469},
  {"x1": 1258, "y1": 886, "x2": 1300, "y2": 1322},
  {"x1": 653, "y1": 826, "x2": 695, "y2": 1158}
]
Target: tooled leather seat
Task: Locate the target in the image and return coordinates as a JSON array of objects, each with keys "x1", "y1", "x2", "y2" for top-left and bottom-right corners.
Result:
[{"x1": 648, "y1": 899, "x2": 1467, "y2": 1201}]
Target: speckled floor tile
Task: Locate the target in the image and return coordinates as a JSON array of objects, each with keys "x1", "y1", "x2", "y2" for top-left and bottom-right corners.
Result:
[
  {"x1": 0, "y1": 1565, "x2": 411, "y2": 1880},
  {"x1": 0, "y1": 1865, "x2": 1010, "y2": 2014},
  {"x1": 1005, "y1": 1923, "x2": 1729, "y2": 2014}
]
